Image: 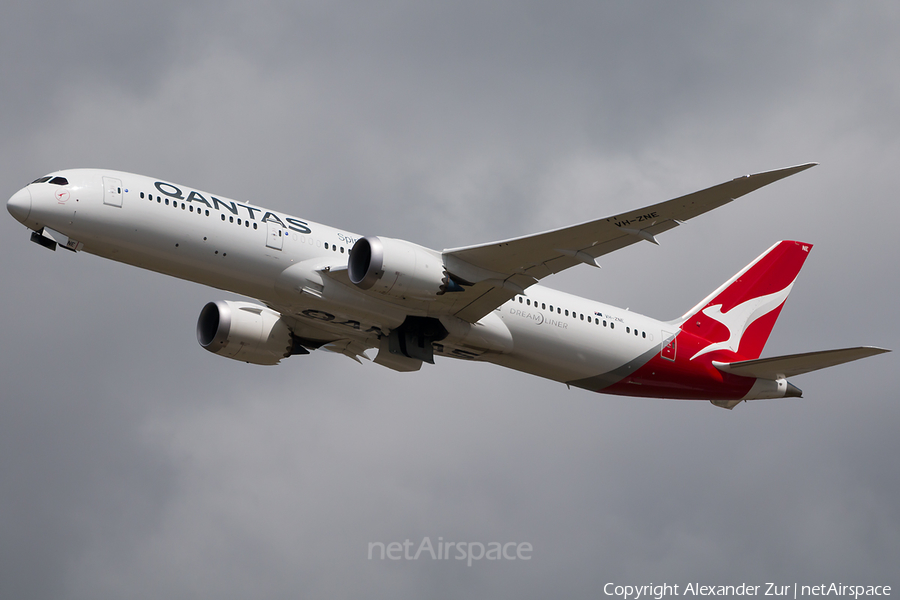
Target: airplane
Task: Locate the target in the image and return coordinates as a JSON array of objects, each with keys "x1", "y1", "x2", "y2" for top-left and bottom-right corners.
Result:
[{"x1": 6, "y1": 163, "x2": 889, "y2": 409}]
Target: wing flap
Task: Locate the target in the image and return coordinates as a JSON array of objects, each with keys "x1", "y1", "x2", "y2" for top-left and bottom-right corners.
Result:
[
  {"x1": 713, "y1": 346, "x2": 890, "y2": 379},
  {"x1": 321, "y1": 338, "x2": 373, "y2": 363}
]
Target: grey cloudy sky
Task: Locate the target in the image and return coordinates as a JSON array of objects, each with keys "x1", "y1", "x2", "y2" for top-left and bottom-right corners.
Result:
[{"x1": 2, "y1": 2, "x2": 898, "y2": 599}]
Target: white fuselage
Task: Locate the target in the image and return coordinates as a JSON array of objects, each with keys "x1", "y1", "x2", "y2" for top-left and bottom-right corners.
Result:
[{"x1": 11, "y1": 168, "x2": 663, "y2": 387}]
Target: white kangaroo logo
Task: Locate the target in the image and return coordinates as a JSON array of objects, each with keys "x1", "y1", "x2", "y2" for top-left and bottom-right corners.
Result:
[{"x1": 690, "y1": 280, "x2": 795, "y2": 361}]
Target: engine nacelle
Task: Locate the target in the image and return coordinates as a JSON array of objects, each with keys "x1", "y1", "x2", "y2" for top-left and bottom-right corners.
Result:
[
  {"x1": 348, "y1": 236, "x2": 459, "y2": 301},
  {"x1": 196, "y1": 301, "x2": 294, "y2": 365}
]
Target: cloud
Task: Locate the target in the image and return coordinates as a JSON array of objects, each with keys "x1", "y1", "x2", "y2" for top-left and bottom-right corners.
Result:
[{"x1": 1, "y1": 2, "x2": 898, "y2": 599}]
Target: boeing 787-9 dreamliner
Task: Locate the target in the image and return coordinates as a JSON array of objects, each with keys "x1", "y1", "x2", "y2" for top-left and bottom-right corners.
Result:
[{"x1": 7, "y1": 163, "x2": 888, "y2": 409}]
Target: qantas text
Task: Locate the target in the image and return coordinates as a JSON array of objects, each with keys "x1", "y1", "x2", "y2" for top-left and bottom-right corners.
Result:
[{"x1": 154, "y1": 181, "x2": 312, "y2": 234}]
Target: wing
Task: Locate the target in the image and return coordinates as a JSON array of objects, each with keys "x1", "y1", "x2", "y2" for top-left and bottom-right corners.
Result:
[{"x1": 438, "y1": 163, "x2": 817, "y2": 322}]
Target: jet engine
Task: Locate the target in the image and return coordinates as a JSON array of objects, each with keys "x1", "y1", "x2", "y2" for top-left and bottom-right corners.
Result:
[
  {"x1": 348, "y1": 236, "x2": 462, "y2": 301},
  {"x1": 197, "y1": 300, "x2": 302, "y2": 365}
]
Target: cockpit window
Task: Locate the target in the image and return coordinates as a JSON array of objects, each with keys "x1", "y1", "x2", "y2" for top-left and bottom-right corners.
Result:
[
  {"x1": 48, "y1": 176, "x2": 69, "y2": 186},
  {"x1": 31, "y1": 176, "x2": 52, "y2": 184}
]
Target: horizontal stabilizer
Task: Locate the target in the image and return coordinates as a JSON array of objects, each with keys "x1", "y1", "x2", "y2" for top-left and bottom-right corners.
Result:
[{"x1": 713, "y1": 346, "x2": 890, "y2": 379}]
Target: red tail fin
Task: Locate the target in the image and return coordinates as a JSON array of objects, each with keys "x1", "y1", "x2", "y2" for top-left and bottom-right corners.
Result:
[{"x1": 677, "y1": 241, "x2": 813, "y2": 361}]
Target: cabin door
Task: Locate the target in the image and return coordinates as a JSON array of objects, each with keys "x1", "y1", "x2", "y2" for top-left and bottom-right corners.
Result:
[
  {"x1": 266, "y1": 222, "x2": 283, "y2": 250},
  {"x1": 103, "y1": 176, "x2": 123, "y2": 207}
]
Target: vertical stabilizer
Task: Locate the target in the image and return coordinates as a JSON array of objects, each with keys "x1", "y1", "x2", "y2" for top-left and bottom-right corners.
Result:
[{"x1": 676, "y1": 240, "x2": 812, "y2": 361}]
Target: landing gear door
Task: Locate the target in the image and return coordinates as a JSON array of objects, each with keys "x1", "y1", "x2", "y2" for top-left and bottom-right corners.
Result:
[
  {"x1": 103, "y1": 176, "x2": 123, "y2": 207},
  {"x1": 266, "y1": 222, "x2": 283, "y2": 250}
]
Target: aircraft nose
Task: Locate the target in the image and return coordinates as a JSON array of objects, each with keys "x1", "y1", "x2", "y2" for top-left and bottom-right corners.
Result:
[{"x1": 7, "y1": 186, "x2": 32, "y2": 223}]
